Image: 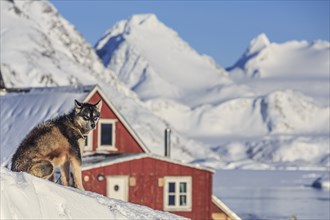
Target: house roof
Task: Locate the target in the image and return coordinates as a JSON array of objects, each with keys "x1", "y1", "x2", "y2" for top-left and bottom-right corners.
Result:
[{"x1": 82, "y1": 153, "x2": 214, "y2": 173}]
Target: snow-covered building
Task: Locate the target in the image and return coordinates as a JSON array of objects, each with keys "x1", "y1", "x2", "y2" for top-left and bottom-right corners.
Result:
[{"x1": 0, "y1": 85, "x2": 240, "y2": 220}]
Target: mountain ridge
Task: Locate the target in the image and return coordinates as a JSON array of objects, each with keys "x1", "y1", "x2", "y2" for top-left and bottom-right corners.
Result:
[
  {"x1": 95, "y1": 13, "x2": 329, "y2": 169},
  {"x1": 228, "y1": 33, "x2": 330, "y2": 78}
]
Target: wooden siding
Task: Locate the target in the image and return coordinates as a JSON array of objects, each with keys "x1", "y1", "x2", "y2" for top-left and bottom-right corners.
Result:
[
  {"x1": 82, "y1": 157, "x2": 213, "y2": 220},
  {"x1": 86, "y1": 91, "x2": 144, "y2": 154}
]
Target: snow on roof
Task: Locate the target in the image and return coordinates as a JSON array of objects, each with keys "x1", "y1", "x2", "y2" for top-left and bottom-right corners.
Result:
[
  {"x1": 0, "y1": 167, "x2": 186, "y2": 219},
  {"x1": 82, "y1": 153, "x2": 214, "y2": 173},
  {"x1": 0, "y1": 85, "x2": 92, "y2": 165}
]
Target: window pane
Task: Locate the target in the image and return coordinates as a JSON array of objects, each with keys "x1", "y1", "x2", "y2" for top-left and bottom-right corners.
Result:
[
  {"x1": 179, "y1": 182, "x2": 187, "y2": 193},
  {"x1": 180, "y1": 195, "x2": 187, "y2": 206},
  {"x1": 101, "y1": 123, "x2": 113, "y2": 146},
  {"x1": 168, "y1": 182, "x2": 175, "y2": 193},
  {"x1": 168, "y1": 195, "x2": 175, "y2": 206}
]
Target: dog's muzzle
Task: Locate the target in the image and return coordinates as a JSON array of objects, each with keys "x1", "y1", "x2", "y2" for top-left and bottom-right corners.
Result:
[{"x1": 86, "y1": 121, "x2": 97, "y2": 131}]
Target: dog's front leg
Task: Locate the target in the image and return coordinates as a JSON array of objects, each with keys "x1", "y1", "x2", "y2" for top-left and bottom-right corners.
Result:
[
  {"x1": 60, "y1": 160, "x2": 70, "y2": 186},
  {"x1": 70, "y1": 156, "x2": 84, "y2": 190}
]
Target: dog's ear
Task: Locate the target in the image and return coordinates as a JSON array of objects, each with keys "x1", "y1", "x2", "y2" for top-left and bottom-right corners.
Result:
[
  {"x1": 74, "y1": 99, "x2": 83, "y2": 113},
  {"x1": 95, "y1": 100, "x2": 102, "y2": 112}
]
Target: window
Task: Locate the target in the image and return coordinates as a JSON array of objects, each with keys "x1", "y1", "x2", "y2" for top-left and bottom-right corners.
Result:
[
  {"x1": 164, "y1": 176, "x2": 192, "y2": 211},
  {"x1": 101, "y1": 123, "x2": 113, "y2": 145},
  {"x1": 83, "y1": 132, "x2": 93, "y2": 151},
  {"x1": 98, "y1": 119, "x2": 117, "y2": 150}
]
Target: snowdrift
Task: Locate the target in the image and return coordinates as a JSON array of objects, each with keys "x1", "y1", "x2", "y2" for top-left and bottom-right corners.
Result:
[{"x1": 0, "y1": 167, "x2": 186, "y2": 220}]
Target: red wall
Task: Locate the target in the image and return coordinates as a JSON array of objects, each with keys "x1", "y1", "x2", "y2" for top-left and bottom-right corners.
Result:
[
  {"x1": 211, "y1": 200, "x2": 227, "y2": 215},
  {"x1": 86, "y1": 91, "x2": 144, "y2": 154},
  {"x1": 82, "y1": 157, "x2": 213, "y2": 220}
]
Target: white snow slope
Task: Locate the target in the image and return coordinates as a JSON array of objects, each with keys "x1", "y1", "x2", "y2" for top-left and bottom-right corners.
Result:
[
  {"x1": 1, "y1": 0, "x2": 217, "y2": 166},
  {"x1": 96, "y1": 14, "x2": 330, "y2": 170},
  {"x1": 0, "y1": 167, "x2": 186, "y2": 220}
]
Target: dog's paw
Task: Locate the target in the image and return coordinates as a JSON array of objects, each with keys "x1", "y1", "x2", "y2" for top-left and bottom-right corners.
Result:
[{"x1": 75, "y1": 184, "x2": 85, "y2": 191}]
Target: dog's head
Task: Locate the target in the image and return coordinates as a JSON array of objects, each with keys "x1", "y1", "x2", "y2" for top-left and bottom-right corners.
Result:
[{"x1": 73, "y1": 99, "x2": 102, "y2": 133}]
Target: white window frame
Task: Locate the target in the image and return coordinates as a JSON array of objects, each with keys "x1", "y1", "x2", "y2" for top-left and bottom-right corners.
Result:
[
  {"x1": 163, "y1": 176, "x2": 192, "y2": 211},
  {"x1": 97, "y1": 119, "x2": 117, "y2": 151},
  {"x1": 83, "y1": 132, "x2": 93, "y2": 151}
]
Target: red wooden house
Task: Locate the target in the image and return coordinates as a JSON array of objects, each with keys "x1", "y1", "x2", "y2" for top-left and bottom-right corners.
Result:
[{"x1": 78, "y1": 86, "x2": 240, "y2": 220}]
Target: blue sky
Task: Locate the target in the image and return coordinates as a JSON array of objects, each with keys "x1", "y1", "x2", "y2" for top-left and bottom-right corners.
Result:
[{"x1": 50, "y1": 0, "x2": 329, "y2": 68}]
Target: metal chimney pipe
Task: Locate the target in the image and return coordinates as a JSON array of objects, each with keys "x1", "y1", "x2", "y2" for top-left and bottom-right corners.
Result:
[{"x1": 164, "y1": 128, "x2": 171, "y2": 157}]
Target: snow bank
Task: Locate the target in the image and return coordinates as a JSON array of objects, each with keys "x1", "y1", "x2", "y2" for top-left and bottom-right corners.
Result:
[{"x1": 0, "y1": 167, "x2": 187, "y2": 220}]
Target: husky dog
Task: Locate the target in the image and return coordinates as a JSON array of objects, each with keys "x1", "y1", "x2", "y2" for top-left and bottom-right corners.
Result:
[{"x1": 11, "y1": 99, "x2": 102, "y2": 190}]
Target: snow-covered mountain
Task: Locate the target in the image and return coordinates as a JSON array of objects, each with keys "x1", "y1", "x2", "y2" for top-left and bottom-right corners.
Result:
[
  {"x1": 147, "y1": 90, "x2": 329, "y2": 138},
  {"x1": 95, "y1": 14, "x2": 329, "y2": 169},
  {"x1": 1, "y1": 0, "x2": 217, "y2": 166},
  {"x1": 227, "y1": 33, "x2": 329, "y2": 106},
  {"x1": 1, "y1": 0, "x2": 100, "y2": 87},
  {"x1": 147, "y1": 90, "x2": 330, "y2": 169},
  {"x1": 94, "y1": 14, "x2": 249, "y2": 107},
  {"x1": 228, "y1": 33, "x2": 330, "y2": 79}
]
